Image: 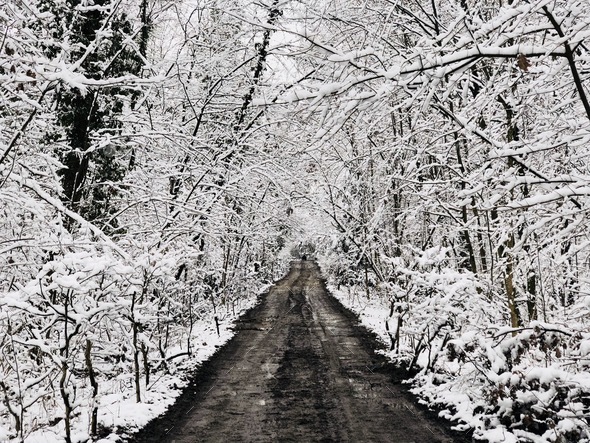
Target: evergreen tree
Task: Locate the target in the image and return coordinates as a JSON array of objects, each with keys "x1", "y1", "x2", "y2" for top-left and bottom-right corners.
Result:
[{"x1": 38, "y1": 0, "x2": 146, "y2": 231}]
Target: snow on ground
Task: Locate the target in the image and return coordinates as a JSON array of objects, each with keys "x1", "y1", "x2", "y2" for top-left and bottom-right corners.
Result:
[
  {"x1": 4, "y1": 288, "x2": 265, "y2": 443},
  {"x1": 327, "y1": 284, "x2": 392, "y2": 348}
]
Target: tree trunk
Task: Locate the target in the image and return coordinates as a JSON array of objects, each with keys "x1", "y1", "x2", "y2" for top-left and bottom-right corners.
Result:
[
  {"x1": 504, "y1": 234, "x2": 521, "y2": 330},
  {"x1": 85, "y1": 340, "x2": 98, "y2": 437}
]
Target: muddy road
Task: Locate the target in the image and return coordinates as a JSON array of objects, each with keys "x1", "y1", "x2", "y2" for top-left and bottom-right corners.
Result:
[{"x1": 129, "y1": 261, "x2": 470, "y2": 442}]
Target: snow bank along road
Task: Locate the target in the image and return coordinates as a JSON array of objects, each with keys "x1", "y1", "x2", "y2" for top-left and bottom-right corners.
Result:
[{"x1": 129, "y1": 261, "x2": 468, "y2": 442}]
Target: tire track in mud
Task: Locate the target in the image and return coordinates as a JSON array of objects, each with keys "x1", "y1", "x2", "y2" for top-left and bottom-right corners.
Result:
[{"x1": 128, "y1": 261, "x2": 472, "y2": 443}]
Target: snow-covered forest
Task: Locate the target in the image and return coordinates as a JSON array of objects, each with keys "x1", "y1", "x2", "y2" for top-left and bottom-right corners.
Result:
[{"x1": 1, "y1": 0, "x2": 589, "y2": 441}]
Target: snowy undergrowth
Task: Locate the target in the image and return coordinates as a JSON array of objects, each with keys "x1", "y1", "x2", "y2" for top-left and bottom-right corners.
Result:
[
  {"x1": 0, "y1": 244, "x2": 270, "y2": 443},
  {"x1": 320, "y1": 260, "x2": 590, "y2": 443},
  {"x1": 10, "y1": 320, "x2": 240, "y2": 443}
]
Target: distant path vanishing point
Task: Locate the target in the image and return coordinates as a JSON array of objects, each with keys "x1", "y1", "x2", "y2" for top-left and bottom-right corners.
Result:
[{"x1": 129, "y1": 261, "x2": 470, "y2": 443}]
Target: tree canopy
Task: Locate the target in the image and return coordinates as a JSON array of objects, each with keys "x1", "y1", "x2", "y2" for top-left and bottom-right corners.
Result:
[{"x1": 1, "y1": 0, "x2": 589, "y2": 441}]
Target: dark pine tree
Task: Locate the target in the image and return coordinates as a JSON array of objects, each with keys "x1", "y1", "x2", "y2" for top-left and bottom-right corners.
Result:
[{"x1": 39, "y1": 0, "x2": 147, "y2": 232}]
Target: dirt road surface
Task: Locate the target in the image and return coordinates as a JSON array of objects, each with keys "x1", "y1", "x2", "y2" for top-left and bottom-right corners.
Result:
[{"x1": 128, "y1": 261, "x2": 471, "y2": 442}]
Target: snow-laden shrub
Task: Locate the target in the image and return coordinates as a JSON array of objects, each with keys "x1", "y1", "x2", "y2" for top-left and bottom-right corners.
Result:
[
  {"x1": 414, "y1": 320, "x2": 590, "y2": 443},
  {"x1": 385, "y1": 259, "x2": 492, "y2": 369},
  {"x1": 322, "y1": 245, "x2": 590, "y2": 443},
  {"x1": 399, "y1": 259, "x2": 590, "y2": 442},
  {"x1": 0, "y1": 248, "x2": 129, "y2": 440},
  {"x1": 0, "y1": 245, "x2": 191, "y2": 441}
]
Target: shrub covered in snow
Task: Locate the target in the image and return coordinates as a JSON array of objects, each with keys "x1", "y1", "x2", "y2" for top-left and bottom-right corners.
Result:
[
  {"x1": 421, "y1": 321, "x2": 590, "y2": 443},
  {"x1": 322, "y1": 254, "x2": 590, "y2": 443}
]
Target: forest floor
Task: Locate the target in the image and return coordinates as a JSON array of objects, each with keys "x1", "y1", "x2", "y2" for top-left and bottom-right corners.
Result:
[{"x1": 126, "y1": 261, "x2": 472, "y2": 443}]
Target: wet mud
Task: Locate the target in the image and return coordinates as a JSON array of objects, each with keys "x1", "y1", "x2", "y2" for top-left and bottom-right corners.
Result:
[{"x1": 127, "y1": 261, "x2": 472, "y2": 442}]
